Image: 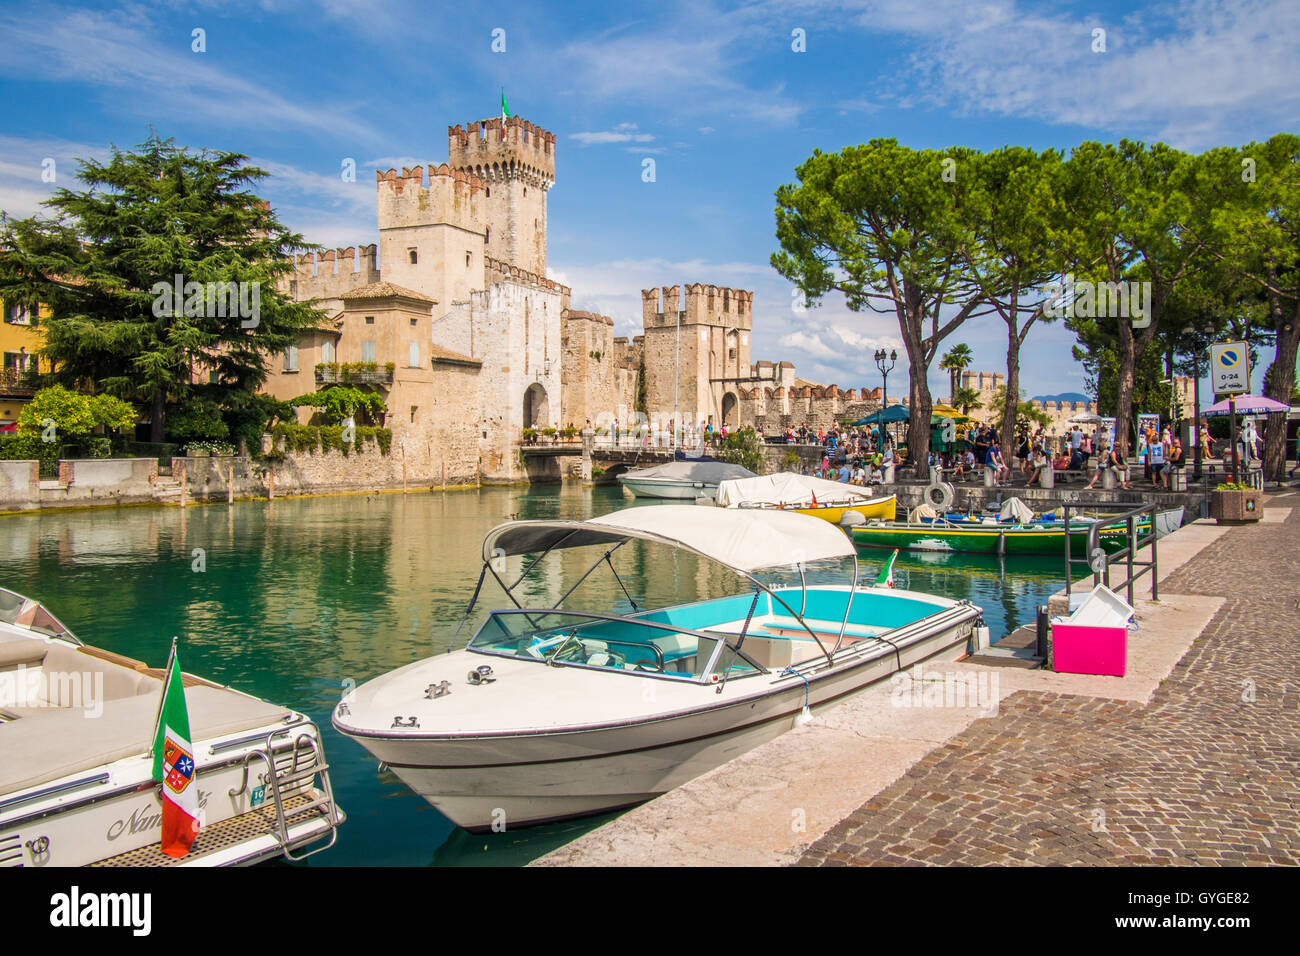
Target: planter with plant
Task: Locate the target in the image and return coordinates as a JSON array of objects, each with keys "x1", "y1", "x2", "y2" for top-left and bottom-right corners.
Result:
[
  {"x1": 1210, "y1": 482, "x2": 1262, "y2": 523},
  {"x1": 541, "y1": 426, "x2": 558, "y2": 444},
  {"x1": 522, "y1": 427, "x2": 537, "y2": 445}
]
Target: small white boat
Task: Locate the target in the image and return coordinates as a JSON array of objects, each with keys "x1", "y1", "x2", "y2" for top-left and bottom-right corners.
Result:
[
  {"x1": 618, "y1": 459, "x2": 755, "y2": 499},
  {"x1": 0, "y1": 588, "x2": 343, "y2": 867},
  {"x1": 333, "y1": 506, "x2": 982, "y2": 832}
]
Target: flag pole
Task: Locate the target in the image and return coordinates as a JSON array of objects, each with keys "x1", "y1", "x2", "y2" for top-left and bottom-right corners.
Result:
[{"x1": 149, "y1": 636, "x2": 179, "y2": 760}]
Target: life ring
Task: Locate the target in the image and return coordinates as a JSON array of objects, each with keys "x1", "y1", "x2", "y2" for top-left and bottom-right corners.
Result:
[{"x1": 925, "y1": 481, "x2": 955, "y2": 510}]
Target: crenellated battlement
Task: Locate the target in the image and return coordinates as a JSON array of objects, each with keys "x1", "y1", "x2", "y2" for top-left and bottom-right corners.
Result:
[
  {"x1": 448, "y1": 117, "x2": 556, "y2": 189},
  {"x1": 562, "y1": 309, "x2": 614, "y2": 327},
  {"x1": 641, "y1": 283, "x2": 753, "y2": 329},
  {"x1": 485, "y1": 256, "x2": 569, "y2": 296},
  {"x1": 292, "y1": 244, "x2": 379, "y2": 280},
  {"x1": 375, "y1": 162, "x2": 489, "y2": 239}
]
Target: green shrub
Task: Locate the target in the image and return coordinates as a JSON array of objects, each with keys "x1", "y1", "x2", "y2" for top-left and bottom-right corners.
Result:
[{"x1": 0, "y1": 433, "x2": 59, "y2": 464}]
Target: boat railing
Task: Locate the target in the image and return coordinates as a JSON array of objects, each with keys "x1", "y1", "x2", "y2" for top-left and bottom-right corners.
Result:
[{"x1": 1061, "y1": 502, "x2": 1158, "y2": 606}]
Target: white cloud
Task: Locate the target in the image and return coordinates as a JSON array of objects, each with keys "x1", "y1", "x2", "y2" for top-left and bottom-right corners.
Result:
[
  {"x1": 571, "y1": 130, "x2": 656, "y2": 145},
  {"x1": 0, "y1": 7, "x2": 378, "y2": 141},
  {"x1": 832, "y1": 0, "x2": 1300, "y2": 148}
]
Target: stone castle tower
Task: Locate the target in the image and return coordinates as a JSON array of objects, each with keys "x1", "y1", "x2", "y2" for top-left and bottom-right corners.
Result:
[
  {"x1": 448, "y1": 117, "x2": 554, "y2": 276},
  {"x1": 641, "y1": 284, "x2": 755, "y2": 427}
]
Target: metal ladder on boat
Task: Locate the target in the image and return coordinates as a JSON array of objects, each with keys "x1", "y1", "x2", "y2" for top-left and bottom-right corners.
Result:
[{"x1": 229, "y1": 721, "x2": 342, "y2": 862}]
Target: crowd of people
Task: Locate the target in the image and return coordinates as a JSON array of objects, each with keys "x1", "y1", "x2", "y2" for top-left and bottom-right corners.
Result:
[{"x1": 590, "y1": 411, "x2": 1254, "y2": 489}]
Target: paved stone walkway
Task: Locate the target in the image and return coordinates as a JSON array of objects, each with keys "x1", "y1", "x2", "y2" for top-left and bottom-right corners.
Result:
[{"x1": 796, "y1": 506, "x2": 1300, "y2": 866}]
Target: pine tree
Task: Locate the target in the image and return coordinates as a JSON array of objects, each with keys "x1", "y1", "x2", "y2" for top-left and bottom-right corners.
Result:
[{"x1": 0, "y1": 133, "x2": 324, "y2": 442}]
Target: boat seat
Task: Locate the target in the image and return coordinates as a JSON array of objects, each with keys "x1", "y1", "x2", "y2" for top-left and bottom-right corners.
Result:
[
  {"x1": 0, "y1": 639, "x2": 48, "y2": 669},
  {"x1": 0, "y1": 685, "x2": 294, "y2": 797},
  {"x1": 33, "y1": 643, "x2": 161, "y2": 703}
]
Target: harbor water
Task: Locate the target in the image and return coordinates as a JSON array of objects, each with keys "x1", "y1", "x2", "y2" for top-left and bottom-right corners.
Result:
[{"x1": 0, "y1": 485, "x2": 1068, "y2": 865}]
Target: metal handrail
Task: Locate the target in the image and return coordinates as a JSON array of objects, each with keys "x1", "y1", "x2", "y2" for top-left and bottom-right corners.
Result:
[{"x1": 1062, "y1": 502, "x2": 1159, "y2": 606}]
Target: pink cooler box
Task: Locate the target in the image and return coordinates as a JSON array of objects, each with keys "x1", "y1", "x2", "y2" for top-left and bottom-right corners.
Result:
[{"x1": 1052, "y1": 624, "x2": 1127, "y2": 677}]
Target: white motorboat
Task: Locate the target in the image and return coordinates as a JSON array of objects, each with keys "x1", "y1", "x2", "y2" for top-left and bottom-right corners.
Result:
[
  {"x1": 333, "y1": 505, "x2": 982, "y2": 832},
  {"x1": 0, "y1": 588, "x2": 343, "y2": 867},
  {"x1": 617, "y1": 459, "x2": 755, "y2": 499}
]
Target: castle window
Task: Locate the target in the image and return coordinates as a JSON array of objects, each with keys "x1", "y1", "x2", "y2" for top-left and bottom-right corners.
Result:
[
  {"x1": 485, "y1": 227, "x2": 490, "y2": 244},
  {"x1": 408, "y1": 248, "x2": 418, "y2": 265},
  {"x1": 466, "y1": 252, "x2": 472, "y2": 267},
  {"x1": 409, "y1": 318, "x2": 417, "y2": 327},
  {"x1": 365, "y1": 316, "x2": 374, "y2": 325},
  {"x1": 322, "y1": 341, "x2": 335, "y2": 364},
  {"x1": 408, "y1": 342, "x2": 420, "y2": 367},
  {"x1": 362, "y1": 340, "x2": 376, "y2": 363},
  {"x1": 486, "y1": 188, "x2": 490, "y2": 197},
  {"x1": 410, "y1": 406, "x2": 418, "y2": 423},
  {"x1": 283, "y1": 345, "x2": 298, "y2": 372}
]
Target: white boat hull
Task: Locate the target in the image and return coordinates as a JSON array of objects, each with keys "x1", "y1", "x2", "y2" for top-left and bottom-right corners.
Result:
[
  {"x1": 0, "y1": 719, "x2": 335, "y2": 867},
  {"x1": 339, "y1": 602, "x2": 976, "y2": 831},
  {"x1": 618, "y1": 477, "x2": 718, "y2": 499}
]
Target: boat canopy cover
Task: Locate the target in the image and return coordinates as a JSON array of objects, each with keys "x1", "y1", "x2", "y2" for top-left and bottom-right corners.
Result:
[
  {"x1": 1000, "y1": 497, "x2": 1035, "y2": 524},
  {"x1": 619, "y1": 460, "x2": 755, "y2": 483},
  {"x1": 716, "y1": 472, "x2": 887, "y2": 508},
  {"x1": 482, "y1": 505, "x2": 856, "y2": 574}
]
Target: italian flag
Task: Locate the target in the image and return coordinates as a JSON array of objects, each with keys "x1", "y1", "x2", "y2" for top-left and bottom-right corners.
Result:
[
  {"x1": 875, "y1": 549, "x2": 899, "y2": 588},
  {"x1": 152, "y1": 642, "x2": 200, "y2": 858},
  {"x1": 500, "y1": 89, "x2": 510, "y2": 140}
]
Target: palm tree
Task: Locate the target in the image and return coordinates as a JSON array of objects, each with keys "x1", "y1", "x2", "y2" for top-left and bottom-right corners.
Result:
[
  {"x1": 939, "y1": 344, "x2": 974, "y2": 404},
  {"x1": 952, "y1": 386, "x2": 983, "y2": 416}
]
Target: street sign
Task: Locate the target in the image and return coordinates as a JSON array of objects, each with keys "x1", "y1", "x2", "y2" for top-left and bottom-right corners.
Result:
[{"x1": 1210, "y1": 341, "x2": 1250, "y2": 395}]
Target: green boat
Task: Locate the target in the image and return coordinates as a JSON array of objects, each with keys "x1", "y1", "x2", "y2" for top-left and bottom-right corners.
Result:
[{"x1": 850, "y1": 516, "x2": 1156, "y2": 557}]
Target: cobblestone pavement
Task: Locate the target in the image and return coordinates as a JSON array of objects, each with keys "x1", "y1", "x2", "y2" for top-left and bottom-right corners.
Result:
[{"x1": 796, "y1": 506, "x2": 1300, "y2": 866}]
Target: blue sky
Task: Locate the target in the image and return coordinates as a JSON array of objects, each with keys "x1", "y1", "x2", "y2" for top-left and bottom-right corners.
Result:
[{"x1": 1, "y1": 0, "x2": 1295, "y2": 398}]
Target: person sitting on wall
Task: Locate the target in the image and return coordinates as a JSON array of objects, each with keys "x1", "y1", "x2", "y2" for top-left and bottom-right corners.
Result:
[
  {"x1": 1053, "y1": 450, "x2": 1071, "y2": 471},
  {"x1": 1025, "y1": 444, "x2": 1046, "y2": 487},
  {"x1": 1168, "y1": 438, "x2": 1186, "y2": 481}
]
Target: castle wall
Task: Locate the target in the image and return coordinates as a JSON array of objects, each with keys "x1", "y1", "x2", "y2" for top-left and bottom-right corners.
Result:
[{"x1": 282, "y1": 245, "x2": 379, "y2": 316}]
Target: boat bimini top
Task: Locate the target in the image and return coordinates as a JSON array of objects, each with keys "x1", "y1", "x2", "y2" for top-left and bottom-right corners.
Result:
[{"x1": 482, "y1": 505, "x2": 856, "y2": 574}]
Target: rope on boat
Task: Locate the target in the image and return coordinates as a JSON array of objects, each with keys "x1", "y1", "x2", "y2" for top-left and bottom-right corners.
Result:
[{"x1": 780, "y1": 666, "x2": 814, "y2": 725}]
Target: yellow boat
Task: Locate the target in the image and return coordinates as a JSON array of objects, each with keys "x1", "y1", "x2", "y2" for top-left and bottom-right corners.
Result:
[
  {"x1": 715, "y1": 473, "x2": 897, "y2": 525},
  {"x1": 792, "y1": 495, "x2": 897, "y2": 524}
]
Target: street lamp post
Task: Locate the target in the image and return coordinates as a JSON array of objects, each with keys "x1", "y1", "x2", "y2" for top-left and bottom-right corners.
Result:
[{"x1": 874, "y1": 348, "x2": 897, "y2": 446}]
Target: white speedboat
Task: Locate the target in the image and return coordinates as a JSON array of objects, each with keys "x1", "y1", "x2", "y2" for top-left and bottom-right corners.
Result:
[
  {"x1": 617, "y1": 459, "x2": 755, "y2": 499},
  {"x1": 333, "y1": 506, "x2": 982, "y2": 832},
  {"x1": 0, "y1": 588, "x2": 343, "y2": 867}
]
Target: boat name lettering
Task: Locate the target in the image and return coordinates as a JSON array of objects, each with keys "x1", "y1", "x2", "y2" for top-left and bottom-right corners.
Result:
[{"x1": 106, "y1": 789, "x2": 211, "y2": 840}]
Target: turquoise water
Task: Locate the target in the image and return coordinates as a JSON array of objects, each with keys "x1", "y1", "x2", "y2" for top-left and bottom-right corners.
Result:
[{"x1": 0, "y1": 485, "x2": 1065, "y2": 865}]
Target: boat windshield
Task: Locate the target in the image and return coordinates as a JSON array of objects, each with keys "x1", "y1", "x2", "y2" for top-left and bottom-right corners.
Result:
[
  {"x1": 468, "y1": 609, "x2": 762, "y2": 683},
  {"x1": 0, "y1": 587, "x2": 81, "y2": 644}
]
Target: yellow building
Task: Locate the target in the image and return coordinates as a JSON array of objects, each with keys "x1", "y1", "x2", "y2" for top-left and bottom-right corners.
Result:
[{"x1": 0, "y1": 298, "x2": 51, "y2": 430}]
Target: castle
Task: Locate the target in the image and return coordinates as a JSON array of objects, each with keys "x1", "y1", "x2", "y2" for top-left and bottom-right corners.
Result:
[
  {"x1": 268, "y1": 113, "x2": 887, "y2": 481},
  {"x1": 268, "y1": 116, "x2": 568, "y2": 480}
]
